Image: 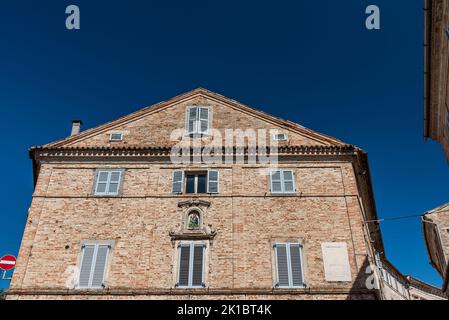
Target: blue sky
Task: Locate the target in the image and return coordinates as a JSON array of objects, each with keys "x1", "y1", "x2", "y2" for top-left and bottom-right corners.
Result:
[{"x1": 0, "y1": 0, "x2": 448, "y2": 289}]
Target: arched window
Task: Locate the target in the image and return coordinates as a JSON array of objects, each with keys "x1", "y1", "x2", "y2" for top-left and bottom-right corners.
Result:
[{"x1": 187, "y1": 211, "x2": 201, "y2": 229}]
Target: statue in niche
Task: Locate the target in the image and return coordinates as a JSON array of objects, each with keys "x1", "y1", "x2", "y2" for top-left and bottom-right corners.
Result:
[{"x1": 187, "y1": 211, "x2": 201, "y2": 229}]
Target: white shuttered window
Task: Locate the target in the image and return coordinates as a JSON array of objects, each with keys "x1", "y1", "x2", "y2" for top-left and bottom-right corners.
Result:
[
  {"x1": 94, "y1": 169, "x2": 124, "y2": 196},
  {"x1": 177, "y1": 242, "x2": 206, "y2": 288},
  {"x1": 187, "y1": 107, "x2": 210, "y2": 135},
  {"x1": 78, "y1": 243, "x2": 111, "y2": 289},
  {"x1": 274, "y1": 243, "x2": 305, "y2": 288},
  {"x1": 270, "y1": 170, "x2": 296, "y2": 194}
]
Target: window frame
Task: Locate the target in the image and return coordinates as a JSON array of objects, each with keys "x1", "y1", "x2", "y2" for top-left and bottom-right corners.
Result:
[
  {"x1": 177, "y1": 241, "x2": 206, "y2": 289},
  {"x1": 109, "y1": 133, "x2": 123, "y2": 142},
  {"x1": 186, "y1": 106, "x2": 211, "y2": 136},
  {"x1": 273, "y1": 242, "x2": 306, "y2": 289},
  {"x1": 93, "y1": 169, "x2": 125, "y2": 196},
  {"x1": 76, "y1": 241, "x2": 114, "y2": 290},
  {"x1": 272, "y1": 133, "x2": 288, "y2": 141},
  {"x1": 174, "y1": 170, "x2": 219, "y2": 195},
  {"x1": 185, "y1": 172, "x2": 208, "y2": 194},
  {"x1": 270, "y1": 169, "x2": 296, "y2": 194}
]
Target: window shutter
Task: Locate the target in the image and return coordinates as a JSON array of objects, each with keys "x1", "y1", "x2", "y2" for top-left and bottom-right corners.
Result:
[
  {"x1": 289, "y1": 244, "x2": 304, "y2": 287},
  {"x1": 199, "y1": 108, "x2": 210, "y2": 134},
  {"x1": 283, "y1": 170, "x2": 295, "y2": 193},
  {"x1": 178, "y1": 245, "x2": 190, "y2": 287},
  {"x1": 191, "y1": 245, "x2": 204, "y2": 287},
  {"x1": 95, "y1": 171, "x2": 109, "y2": 194},
  {"x1": 172, "y1": 171, "x2": 184, "y2": 194},
  {"x1": 270, "y1": 171, "x2": 283, "y2": 193},
  {"x1": 188, "y1": 107, "x2": 198, "y2": 134},
  {"x1": 108, "y1": 171, "x2": 122, "y2": 195},
  {"x1": 79, "y1": 245, "x2": 95, "y2": 288},
  {"x1": 275, "y1": 244, "x2": 290, "y2": 287},
  {"x1": 91, "y1": 245, "x2": 110, "y2": 288},
  {"x1": 207, "y1": 170, "x2": 219, "y2": 193}
]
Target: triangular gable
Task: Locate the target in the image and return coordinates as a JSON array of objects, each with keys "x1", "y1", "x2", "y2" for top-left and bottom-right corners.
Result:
[{"x1": 42, "y1": 88, "x2": 348, "y2": 148}]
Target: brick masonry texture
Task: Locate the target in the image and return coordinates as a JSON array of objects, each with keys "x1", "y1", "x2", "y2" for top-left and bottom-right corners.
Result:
[{"x1": 8, "y1": 91, "x2": 378, "y2": 300}]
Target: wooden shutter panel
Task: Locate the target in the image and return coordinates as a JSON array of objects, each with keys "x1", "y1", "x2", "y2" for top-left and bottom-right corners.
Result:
[
  {"x1": 207, "y1": 170, "x2": 219, "y2": 193},
  {"x1": 283, "y1": 171, "x2": 295, "y2": 193},
  {"x1": 79, "y1": 245, "x2": 95, "y2": 288},
  {"x1": 271, "y1": 171, "x2": 282, "y2": 193},
  {"x1": 275, "y1": 244, "x2": 289, "y2": 287},
  {"x1": 107, "y1": 171, "x2": 122, "y2": 195},
  {"x1": 188, "y1": 107, "x2": 198, "y2": 134},
  {"x1": 289, "y1": 245, "x2": 304, "y2": 287},
  {"x1": 91, "y1": 245, "x2": 110, "y2": 288},
  {"x1": 172, "y1": 171, "x2": 184, "y2": 194},
  {"x1": 178, "y1": 245, "x2": 190, "y2": 287},
  {"x1": 199, "y1": 108, "x2": 209, "y2": 134},
  {"x1": 95, "y1": 171, "x2": 109, "y2": 195},
  {"x1": 191, "y1": 245, "x2": 204, "y2": 287}
]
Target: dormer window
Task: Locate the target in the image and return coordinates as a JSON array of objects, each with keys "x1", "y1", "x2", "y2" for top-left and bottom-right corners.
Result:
[
  {"x1": 109, "y1": 133, "x2": 123, "y2": 142},
  {"x1": 273, "y1": 133, "x2": 288, "y2": 141},
  {"x1": 187, "y1": 107, "x2": 210, "y2": 135}
]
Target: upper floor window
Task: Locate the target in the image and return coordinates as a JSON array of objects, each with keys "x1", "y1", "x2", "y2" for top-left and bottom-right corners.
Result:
[
  {"x1": 187, "y1": 106, "x2": 211, "y2": 135},
  {"x1": 177, "y1": 242, "x2": 206, "y2": 288},
  {"x1": 273, "y1": 133, "x2": 288, "y2": 141},
  {"x1": 78, "y1": 242, "x2": 112, "y2": 289},
  {"x1": 270, "y1": 170, "x2": 296, "y2": 194},
  {"x1": 274, "y1": 243, "x2": 305, "y2": 288},
  {"x1": 109, "y1": 133, "x2": 123, "y2": 142},
  {"x1": 94, "y1": 169, "x2": 124, "y2": 196},
  {"x1": 172, "y1": 170, "x2": 219, "y2": 194}
]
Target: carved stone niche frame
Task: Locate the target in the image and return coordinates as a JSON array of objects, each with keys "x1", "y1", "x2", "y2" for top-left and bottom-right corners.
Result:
[{"x1": 169, "y1": 199, "x2": 217, "y2": 246}]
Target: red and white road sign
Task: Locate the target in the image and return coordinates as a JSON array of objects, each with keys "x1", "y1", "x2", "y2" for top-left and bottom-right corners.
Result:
[{"x1": 0, "y1": 255, "x2": 16, "y2": 271}]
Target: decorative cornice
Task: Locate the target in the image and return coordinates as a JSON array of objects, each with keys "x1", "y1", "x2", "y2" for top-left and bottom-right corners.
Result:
[
  {"x1": 6, "y1": 287, "x2": 377, "y2": 297},
  {"x1": 177, "y1": 199, "x2": 211, "y2": 209},
  {"x1": 30, "y1": 145, "x2": 357, "y2": 159}
]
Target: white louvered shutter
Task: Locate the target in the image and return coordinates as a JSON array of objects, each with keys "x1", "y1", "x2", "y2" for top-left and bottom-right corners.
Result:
[
  {"x1": 188, "y1": 108, "x2": 198, "y2": 134},
  {"x1": 207, "y1": 170, "x2": 219, "y2": 193},
  {"x1": 79, "y1": 245, "x2": 95, "y2": 288},
  {"x1": 199, "y1": 108, "x2": 210, "y2": 134},
  {"x1": 95, "y1": 171, "x2": 109, "y2": 194},
  {"x1": 275, "y1": 244, "x2": 290, "y2": 287},
  {"x1": 178, "y1": 245, "x2": 191, "y2": 287},
  {"x1": 271, "y1": 171, "x2": 283, "y2": 193},
  {"x1": 191, "y1": 244, "x2": 205, "y2": 287},
  {"x1": 172, "y1": 171, "x2": 184, "y2": 194},
  {"x1": 283, "y1": 170, "x2": 295, "y2": 193},
  {"x1": 289, "y1": 244, "x2": 304, "y2": 287},
  {"x1": 91, "y1": 245, "x2": 110, "y2": 288}
]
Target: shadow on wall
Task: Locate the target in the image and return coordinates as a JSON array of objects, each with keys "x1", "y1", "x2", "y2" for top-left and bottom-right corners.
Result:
[{"x1": 346, "y1": 257, "x2": 379, "y2": 300}]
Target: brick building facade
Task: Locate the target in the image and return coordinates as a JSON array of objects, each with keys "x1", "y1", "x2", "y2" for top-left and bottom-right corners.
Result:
[
  {"x1": 424, "y1": 0, "x2": 449, "y2": 164},
  {"x1": 422, "y1": 202, "x2": 449, "y2": 297},
  {"x1": 7, "y1": 89, "x2": 384, "y2": 300}
]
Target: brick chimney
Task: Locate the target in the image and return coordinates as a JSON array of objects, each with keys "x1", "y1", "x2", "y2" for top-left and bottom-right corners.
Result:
[{"x1": 71, "y1": 120, "x2": 83, "y2": 136}]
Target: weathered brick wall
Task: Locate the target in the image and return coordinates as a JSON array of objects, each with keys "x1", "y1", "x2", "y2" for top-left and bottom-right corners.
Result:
[
  {"x1": 9, "y1": 160, "x2": 375, "y2": 300},
  {"x1": 62, "y1": 96, "x2": 331, "y2": 148}
]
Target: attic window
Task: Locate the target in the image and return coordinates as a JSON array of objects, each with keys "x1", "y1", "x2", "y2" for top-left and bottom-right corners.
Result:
[
  {"x1": 109, "y1": 133, "x2": 123, "y2": 142},
  {"x1": 273, "y1": 133, "x2": 288, "y2": 141},
  {"x1": 187, "y1": 107, "x2": 210, "y2": 135}
]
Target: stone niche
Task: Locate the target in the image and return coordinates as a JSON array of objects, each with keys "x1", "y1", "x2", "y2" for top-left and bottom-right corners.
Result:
[{"x1": 169, "y1": 199, "x2": 217, "y2": 246}]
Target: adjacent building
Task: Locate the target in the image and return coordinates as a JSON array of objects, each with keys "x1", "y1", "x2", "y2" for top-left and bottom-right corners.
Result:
[
  {"x1": 7, "y1": 88, "x2": 387, "y2": 300},
  {"x1": 422, "y1": 202, "x2": 449, "y2": 298},
  {"x1": 407, "y1": 276, "x2": 447, "y2": 300},
  {"x1": 424, "y1": 0, "x2": 449, "y2": 164}
]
